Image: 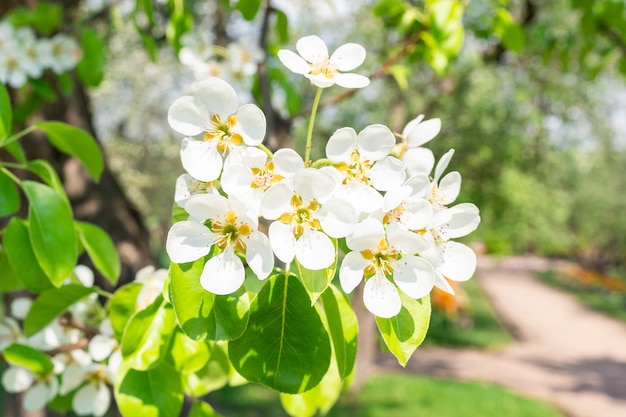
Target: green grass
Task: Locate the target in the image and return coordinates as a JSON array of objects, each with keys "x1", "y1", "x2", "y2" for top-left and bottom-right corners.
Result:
[
  {"x1": 539, "y1": 269, "x2": 626, "y2": 322},
  {"x1": 423, "y1": 278, "x2": 513, "y2": 348},
  {"x1": 210, "y1": 374, "x2": 566, "y2": 417}
]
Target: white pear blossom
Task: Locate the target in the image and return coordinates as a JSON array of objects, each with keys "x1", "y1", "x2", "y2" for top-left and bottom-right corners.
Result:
[
  {"x1": 174, "y1": 173, "x2": 220, "y2": 208},
  {"x1": 222, "y1": 147, "x2": 304, "y2": 212},
  {"x1": 39, "y1": 34, "x2": 82, "y2": 74},
  {"x1": 167, "y1": 77, "x2": 267, "y2": 182},
  {"x1": 134, "y1": 266, "x2": 168, "y2": 310},
  {"x1": 260, "y1": 168, "x2": 356, "y2": 270},
  {"x1": 166, "y1": 194, "x2": 274, "y2": 294},
  {"x1": 277, "y1": 35, "x2": 370, "y2": 89},
  {"x1": 428, "y1": 149, "x2": 462, "y2": 210},
  {"x1": 340, "y1": 219, "x2": 434, "y2": 318},
  {"x1": 2, "y1": 365, "x2": 59, "y2": 411},
  {"x1": 380, "y1": 175, "x2": 433, "y2": 231},
  {"x1": 68, "y1": 363, "x2": 113, "y2": 417},
  {"x1": 324, "y1": 124, "x2": 406, "y2": 213},
  {"x1": 400, "y1": 115, "x2": 441, "y2": 176},
  {"x1": 0, "y1": 317, "x2": 23, "y2": 350}
]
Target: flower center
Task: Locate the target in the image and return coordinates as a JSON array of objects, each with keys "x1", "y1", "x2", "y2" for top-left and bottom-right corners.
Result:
[
  {"x1": 383, "y1": 203, "x2": 406, "y2": 225},
  {"x1": 251, "y1": 161, "x2": 283, "y2": 191},
  {"x1": 361, "y1": 238, "x2": 398, "y2": 276},
  {"x1": 310, "y1": 57, "x2": 337, "y2": 79},
  {"x1": 211, "y1": 209, "x2": 252, "y2": 252},
  {"x1": 335, "y1": 150, "x2": 372, "y2": 184},
  {"x1": 86, "y1": 367, "x2": 109, "y2": 384},
  {"x1": 277, "y1": 195, "x2": 322, "y2": 238},
  {"x1": 204, "y1": 114, "x2": 243, "y2": 155}
]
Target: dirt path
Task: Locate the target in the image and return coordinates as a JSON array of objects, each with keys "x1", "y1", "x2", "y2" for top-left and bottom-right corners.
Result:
[{"x1": 376, "y1": 256, "x2": 626, "y2": 417}]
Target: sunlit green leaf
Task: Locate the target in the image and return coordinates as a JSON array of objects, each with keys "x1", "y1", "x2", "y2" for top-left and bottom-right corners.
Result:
[
  {"x1": 23, "y1": 285, "x2": 96, "y2": 337},
  {"x1": 320, "y1": 284, "x2": 358, "y2": 379},
  {"x1": 0, "y1": 249, "x2": 23, "y2": 292},
  {"x1": 116, "y1": 361, "x2": 183, "y2": 417},
  {"x1": 121, "y1": 296, "x2": 176, "y2": 370},
  {"x1": 77, "y1": 29, "x2": 106, "y2": 87},
  {"x1": 36, "y1": 121, "x2": 103, "y2": 181},
  {"x1": 3, "y1": 343, "x2": 54, "y2": 375},
  {"x1": 184, "y1": 342, "x2": 230, "y2": 397},
  {"x1": 237, "y1": 0, "x2": 261, "y2": 20},
  {"x1": 274, "y1": 10, "x2": 289, "y2": 43},
  {"x1": 0, "y1": 83, "x2": 11, "y2": 141},
  {"x1": 170, "y1": 259, "x2": 250, "y2": 342},
  {"x1": 22, "y1": 181, "x2": 77, "y2": 286},
  {"x1": 109, "y1": 282, "x2": 142, "y2": 341},
  {"x1": 375, "y1": 293, "x2": 431, "y2": 367},
  {"x1": 296, "y1": 239, "x2": 337, "y2": 304},
  {"x1": 75, "y1": 221, "x2": 120, "y2": 285},
  {"x1": 3, "y1": 218, "x2": 53, "y2": 292},
  {"x1": 26, "y1": 160, "x2": 64, "y2": 194},
  {"x1": 0, "y1": 169, "x2": 19, "y2": 217},
  {"x1": 189, "y1": 401, "x2": 222, "y2": 417},
  {"x1": 229, "y1": 274, "x2": 331, "y2": 394},
  {"x1": 166, "y1": 329, "x2": 210, "y2": 374}
]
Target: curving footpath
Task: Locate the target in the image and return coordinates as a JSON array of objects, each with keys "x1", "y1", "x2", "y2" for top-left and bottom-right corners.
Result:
[{"x1": 376, "y1": 256, "x2": 626, "y2": 417}]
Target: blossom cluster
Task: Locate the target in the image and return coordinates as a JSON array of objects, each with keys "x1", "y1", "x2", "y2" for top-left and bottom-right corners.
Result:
[
  {"x1": 166, "y1": 35, "x2": 480, "y2": 318},
  {"x1": 0, "y1": 20, "x2": 81, "y2": 88},
  {"x1": 0, "y1": 265, "x2": 166, "y2": 416}
]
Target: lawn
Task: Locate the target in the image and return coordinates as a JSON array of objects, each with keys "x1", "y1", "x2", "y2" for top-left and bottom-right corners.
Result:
[{"x1": 210, "y1": 373, "x2": 566, "y2": 417}]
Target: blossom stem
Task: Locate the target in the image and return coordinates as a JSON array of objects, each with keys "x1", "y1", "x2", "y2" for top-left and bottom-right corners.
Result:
[
  {"x1": 258, "y1": 143, "x2": 274, "y2": 159},
  {"x1": 0, "y1": 166, "x2": 22, "y2": 187},
  {"x1": 0, "y1": 125, "x2": 37, "y2": 148},
  {"x1": 311, "y1": 158, "x2": 333, "y2": 168},
  {"x1": 304, "y1": 87, "x2": 323, "y2": 163}
]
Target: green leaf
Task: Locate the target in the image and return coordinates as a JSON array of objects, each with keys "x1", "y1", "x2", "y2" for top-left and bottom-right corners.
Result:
[
  {"x1": 0, "y1": 249, "x2": 23, "y2": 292},
  {"x1": 0, "y1": 169, "x2": 19, "y2": 217},
  {"x1": 189, "y1": 401, "x2": 222, "y2": 417},
  {"x1": 116, "y1": 361, "x2": 183, "y2": 417},
  {"x1": 237, "y1": 0, "x2": 261, "y2": 20},
  {"x1": 35, "y1": 121, "x2": 103, "y2": 181},
  {"x1": 3, "y1": 218, "x2": 54, "y2": 292},
  {"x1": 23, "y1": 284, "x2": 96, "y2": 336},
  {"x1": 75, "y1": 221, "x2": 120, "y2": 285},
  {"x1": 0, "y1": 83, "x2": 11, "y2": 141},
  {"x1": 296, "y1": 239, "x2": 337, "y2": 304},
  {"x1": 183, "y1": 342, "x2": 231, "y2": 397},
  {"x1": 109, "y1": 282, "x2": 142, "y2": 341},
  {"x1": 120, "y1": 296, "x2": 176, "y2": 370},
  {"x1": 229, "y1": 274, "x2": 331, "y2": 394},
  {"x1": 3, "y1": 343, "x2": 54, "y2": 375},
  {"x1": 170, "y1": 259, "x2": 250, "y2": 341},
  {"x1": 166, "y1": 329, "x2": 210, "y2": 374},
  {"x1": 77, "y1": 29, "x2": 106, "y2": 87},
  {"x1": 320, "y1": 284, "x2": 358, "y2": 379},
  {"x1": 389, "y1": 64, "x2": 410, "y2": 91},
  {"x1": 22, "y1": 181, "x2": 77, "y2": 286},
  {"x1": 27, "y1": 160, "x2": 64, "y2": 194},
  {"x1": 375, "y1": 293, "x2": 431, "y2": 367},
  {"x1": 274, "y1": 10, "x2": 289, "y2": 43},
  {"x1": 494, "y1": 8, "x2": 525, "y2": 53}
]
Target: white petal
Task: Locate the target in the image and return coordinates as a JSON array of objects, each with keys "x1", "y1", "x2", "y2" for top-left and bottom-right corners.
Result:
[
  {"x1": 438, "y1": 171, "x2": 462, "y2": 205},
  {"x1": 435, "y1": 272, "x2": 456, "y2": 294},
  {"x1": 167, "y1": 96, "x2": 209, "y2": 136},
  {"x1": 444, "y1": 203, "x2": 481, "y2": 238},
  {"x1": 245, "y1": 231, "x2": 274, "y2": 280},
  {"x1": 401, "y1": 198, "x2": 433, "y2": 230},
  {"x1": 405, "y1": 117, "x2": 441, "y2": 148},
  {"x1": 339, "y1": 252, "x2": 368, "y2": 293},
  {"x1": 333, "y1": 73, "x2": 370, "y2": 88},
  {"x1": 387, "y1": 225, "x2": 429, "y2": 254},
  {"x1": 356, "y1": 124, "x2": 395, "y2": 161},
  {"x1": 330, "y1": 43, "x2": 366, "y2": 71},
  {"x1": 60, "y1": 364, "x2": 87, "y2": 395},
  {"x1": 88, "y1": 335, "x2": 116, "y2": 361},
  {"x1": 73, "y1": 383, "x2": 110, "y2": 417},
  {"x1": 363, "y1": 273, "x2": 401, "y2": 318},
  {"x1": 277, "y1": 49, "x2": 311, "y2": 74},
  {"x1": 221, "y1": 165, "x2": 254, "y2": 197},
  {"x1": 268, "y1": 221, "x2": 296, "y2": 264},
  {"x1": 185, "y1": 193, "x2": 229, "y2": 222},
  {"x1": 295, "y1": 229, "x2": 335, "y2": 270},
  {"x1": 194, "y1": 77, "x2": 238, "y2": 118},
  {"x1": 296, "y1": 35, "x2": 328, "y2": 64},
  {"x1": 343, "y1": 182, "x2": 384, "y2": 214},
  {"x1": 370, "y1": 156, "x2": 406, "y2": 191},
  {"x1": 10, "y1": 297, "x2": 32, "y2": 320},
  {"x1": 439, "y1": 242, "x2": 476, "y2": 282},
  {"x1": 318, "y1": 199, "x2": 356, "y2": 238},
  {"x1": 293, "y1": 168, "x2": 335, "y2": 200},
  {"x1": 24, "y1": 382, "x2": 49, "y2": 410},
  {"x1": 346, "y1": 218, "x2": 385, "y2": 251},
  {"x1": 180, "y1": 139, "x2": 223, "y2": 182},
  {"x1": 201, "y1": 247, "x2": 245, "y2": 295},
  {"x1": 166, "y1": 221, "x2": 215, "y2": 263},
  {"x1": 261, "y1": 182, "x2": 293, "y2": 220},
  {"x1": 393, "y1": 256, "x2": 435, "y2": 299},
  {"x1": 382, "y1": 185, "x2": 412, "y2": 212},
  {"x1": 304, "y1": 73, "x2": 336, "y2": 88},
  {"x1": 404, "y1": 175, "x2": 431, "y2": 198},
  {"x1": 404, "y1": 148, "x2": 435, "y2": 177},
  {"x1": 434, "y1": 149, "x2": 455, "y2": 182},
  {"x1": 174, "y1": 174, "x2": 193, "y2": 207},
  {"x1": 326, "y1": 127, "x2": 357, "y2": 162},
  {"x1": 401, "y1": 115, "x2": 424, "y2": 138},
  {"x1": 2, "y1": 366, "x2": 33, "y2": 393},
  {"x1": 236, "y1": 104, "x2": 266, "y2": 145},
  {"x1": 273, "y1": 148, "x2": 304, "y2": 177},
  {"x1": 92, "y1": 383, "x2": 111, "y2": 417}
]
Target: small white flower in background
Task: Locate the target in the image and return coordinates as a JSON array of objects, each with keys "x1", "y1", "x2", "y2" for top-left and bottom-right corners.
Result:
[
  {"x1": 324, "y1": 124, "x2": 405, "y2": 213},
  {"x1": 39, "y1": 33, "x2": 82, "y2": 74},
  {"x1": 0, "y1": 317, "x2": 23, "y2": 350},
  {"x1": 222, "y1": 147, "x2": 304, "y2": 212},
  {"x1": 260, "y1": 168, "x2": 356, "y2": 270},
  {"x1": 1, "y1": 365, "x2": 59, "y2": 412},
  {"x1": 178, "y1": 30, "x2": 215, "y2": 68},
  {"x1": 340, "y1": 218, "x2": 434, "y2": 318},
  {"x1": 0, "y1": 43, "x2": 34, "y2": 88},
  {"x1": 69, "y1": 363, "x2": 113, "y2": 417},
  {"x1": 57, "y1": 348, "x2": 92, "y2": 395},
  {"x1": 167, "y1": 194, "x2": 274, "y2": 295},
  {"x1": 174, "y1": 173, "x2": 220, "y2": 208},
  {"x1": 134, "y1": 266, "x2": 168, "y2": 310},
  {"x1": 400, "y1": 115, "x2": 441, "y2": 176},
  {"x1": 10, "y1": 297, "x2": 33, "y2": 320},
  {"x1": 227, "y1": 41, "x2": 263, "y2": 81},
  {"x1": 167, "y1": 77, "x2": 267, "y2": 182},
  {"x1": 278, "y1": 35, "x2": 370, "y2": 88}
]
